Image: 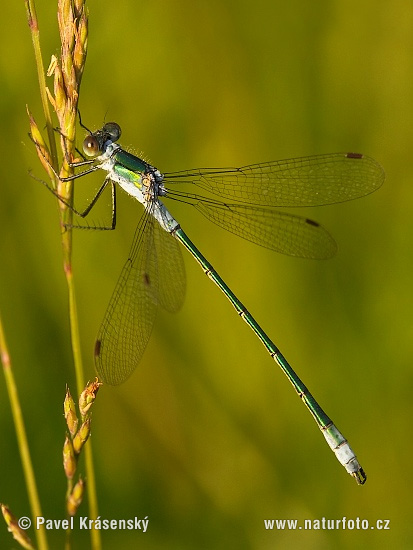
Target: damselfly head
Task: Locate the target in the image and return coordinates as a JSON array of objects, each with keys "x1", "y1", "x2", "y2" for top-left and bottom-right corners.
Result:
[{"x1": 82, "y1": 122, "x2": 122, "y2": 158}]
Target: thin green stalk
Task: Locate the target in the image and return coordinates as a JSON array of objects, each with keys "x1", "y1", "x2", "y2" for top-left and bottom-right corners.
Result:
[
  {"x1": 67, "y1": 270, "x2": 84, "y2": 396},
  {"x1": 67, "y1": 271, "x2": 101, "y2": 550},
  {"x1": 26, "y1": 1, "x2": 102, "y2": 548},
  {"x1": 0, "y1": 313, "x2": 49, "y2": 550}
]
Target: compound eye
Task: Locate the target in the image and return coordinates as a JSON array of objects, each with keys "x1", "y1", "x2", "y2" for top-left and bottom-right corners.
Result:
[
  {"x1": 83, "y1": 135, "x2": 100, "y2": 157},
  {"x1": 103, "y1": 122, "x2": 121, "y2": 142}
]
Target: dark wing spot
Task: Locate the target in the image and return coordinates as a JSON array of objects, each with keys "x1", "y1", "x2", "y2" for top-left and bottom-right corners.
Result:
[
  {"x1": 94, "y1": 339, "x2": 101, "y2": 358},
  {"x1": 346, "y1": 152, "x2": 363, "y2": 159},
  {"x1": 306, "y1": 218, "x2": 319, "y2": 227},
  {"x1": 143, "y1": 273, "x2": 151, "y2": 286}
]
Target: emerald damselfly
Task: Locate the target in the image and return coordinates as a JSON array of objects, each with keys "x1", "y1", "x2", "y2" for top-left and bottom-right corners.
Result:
[{"x1": 35, "y1": 121, "x2": 384, "y2": 484}]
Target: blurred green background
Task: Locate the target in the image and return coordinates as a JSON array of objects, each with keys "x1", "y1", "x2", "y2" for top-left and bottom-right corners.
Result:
[{"x1": 0, "y1": 0, "x2": 411, "y2": 548}]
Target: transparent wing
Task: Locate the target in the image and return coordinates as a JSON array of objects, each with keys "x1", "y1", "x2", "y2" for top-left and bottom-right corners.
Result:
[
  {"x1": 193, "y1": 201, "x2": 337, "y2": 259},
  {"x1": 95, "y1": 213, "x2": 158, "y2": 385},
  {"x1": 164, "y1": 153, "x2": 385, "y2": 207},
  {"x1": 95, "y1": 209, "x2": 185, "y2": 386}
]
